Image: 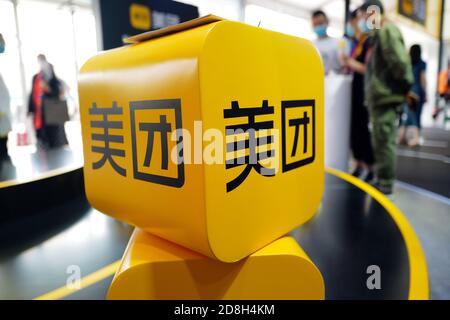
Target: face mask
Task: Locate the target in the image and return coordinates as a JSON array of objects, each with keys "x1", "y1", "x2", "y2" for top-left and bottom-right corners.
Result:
[
  {"x1": 0, "y1": 39, "x2": 5, "y2": 54},
  {"x1": 358, "y1": 18, "x2": 370, "y2": 34},
  {"x1": 346, "y1": 23, "x2": 354, "y2": 37},
  {"x1": 313, "y1": 24, "x2": 327, "y2": 37},
  {"x1": 39, "y1": 61, "x2": 52, "y2": 80}
]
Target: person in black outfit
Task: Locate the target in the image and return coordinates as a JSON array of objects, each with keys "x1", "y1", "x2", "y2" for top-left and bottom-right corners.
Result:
[
  {"x1": 43, "y1": 67, "x2": 68, "y2": 148},
  {"x1": 28, "y1": 57, "x2": 68, "y2": 149},
  {"x1": 341, "y1": 9, "x2": 375, "y2": 182}
]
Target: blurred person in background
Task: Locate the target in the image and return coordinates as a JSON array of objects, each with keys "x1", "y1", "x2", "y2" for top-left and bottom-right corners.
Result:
[
  {"x1": 312, "y1": 10, "x2": 344, "y2": 75},
  {"x1": 345, "y1": 10, "x2": 359, "y2": 44},
  {"x1": 0, "y1": 33, "x2": 11, "y2": 159},
  {"x1": 0, "y1": 75, "x2": 11, "y2": 159},
  {"x1": 362, "y1": 0, "x2": 413, "y2": 196},
  {"x1": 438, "y1": 60, "x2": 450, "y2": 99},
  {"x1": 342, "y1": 10, "x2": 359, "y2": 74},
  {"x1": 341, "y1": 8, "x2": 375, "y2": 182},
  {"x1": 0, "y1": 33, "x2": 5, "y2": 54},
  {"x1": 433, "y1": 60, "x2": 450, "y2": 119},
  {"x1": 28, "y1": 54, "x2": 68, "y2": 149},
  {"x1": 29, "y1": 54, "x2": 50, "y2": 144},
  {"x1": 341, "y1": 9, "x2": 359, "y2": 57},
  {"x1": 398, "y1": 44, "x2": 427, "y2": 147}
]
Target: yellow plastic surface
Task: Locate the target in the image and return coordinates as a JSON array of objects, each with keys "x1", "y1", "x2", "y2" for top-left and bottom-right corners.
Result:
[
  {"x1": 107, "y1": 229, "x2": 324, "y2": 300},
  {"x1": 79, "y1": 17, "x2": 324, "y2": 262}
]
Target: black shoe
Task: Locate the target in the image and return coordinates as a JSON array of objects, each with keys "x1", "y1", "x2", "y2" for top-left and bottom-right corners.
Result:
[
  {"x1": 374, "y1": 183, "x2": 393, "y2": 196},
  {"x1": 352, "y1": 167, "x2": 363, "y2": 177},
  {"x1": 364, "y1": 171, "x2": 375, "y2": 183}
]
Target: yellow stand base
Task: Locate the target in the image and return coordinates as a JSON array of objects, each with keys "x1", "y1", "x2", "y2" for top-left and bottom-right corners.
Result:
[{"x1": 107, "y1": 229, "x2": 324, "y2": 300}]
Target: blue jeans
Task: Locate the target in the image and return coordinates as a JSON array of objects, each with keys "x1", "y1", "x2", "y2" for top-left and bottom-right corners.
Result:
[{"x1": 400, "y1": 103, "x2": 418, "y2": 127}]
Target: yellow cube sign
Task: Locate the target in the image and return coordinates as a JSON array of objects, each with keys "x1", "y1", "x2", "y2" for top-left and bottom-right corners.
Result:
[{"x1": 79, "y1": 16, "x2": 324, "y2": 263}]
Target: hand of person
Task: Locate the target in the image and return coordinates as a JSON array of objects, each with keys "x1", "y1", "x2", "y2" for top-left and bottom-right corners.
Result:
[
  {"x1": 406, "y1": 92, "x2": 413, "y2": 104},
  {"x1": 40, "y1": 81, "x2": 49, "y2": 93},
  {"x1": 406, "y1": 92, "x2": 418, "y2": 111},
  {"x1": 340, "y1": 53, "x2": 349, "y2": 66}
]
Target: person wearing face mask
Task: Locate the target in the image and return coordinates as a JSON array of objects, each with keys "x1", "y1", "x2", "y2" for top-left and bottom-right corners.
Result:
[
  {"x1": 28, "y1": 54, "x2": 68, "y2": 148},
  {"x1": 341, "y1": 8, "x2": 375, "y2": 182},
  {"x1": 28, "y1": 54, "x2": 48, "y2": 144},
  {"x1": 311, "y1": 10, "x2": 343, "y2": 75},
  {"x1": 362, "y1": 0, "x2": 413, "y2": 196},
  {"x1": 343, "y1": 10, "x2": 359, "y2": 74},
  {"x1": 345, "y1": 10, "x2": 359, "y2": 50}
]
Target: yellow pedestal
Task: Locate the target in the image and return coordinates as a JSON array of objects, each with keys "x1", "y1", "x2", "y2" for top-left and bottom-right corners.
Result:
[{"x1": 108, "y1": 229, "x2": 324, "y2": 300}]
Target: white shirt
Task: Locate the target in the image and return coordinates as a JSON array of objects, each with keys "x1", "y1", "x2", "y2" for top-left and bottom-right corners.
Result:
[{"x1": 313, "y1": 36, "x2": 344, "y2": 75}]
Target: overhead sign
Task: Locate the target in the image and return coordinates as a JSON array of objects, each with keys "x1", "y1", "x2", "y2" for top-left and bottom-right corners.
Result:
[
  {"x1": 398, "y1": 0, "x2": 427, "y2": 26},
  {"x1": 98, "y1": 0, "x2": 199, "y2": 50},
  {"x1": 79, "y1": 17, "x2": 324, "y2": 263}
]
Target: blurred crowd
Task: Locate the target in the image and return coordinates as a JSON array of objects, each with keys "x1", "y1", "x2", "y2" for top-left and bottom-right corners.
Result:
[
  {"x1": 312, "y1": 0, "x2": 449, "y2": 196},
  {"x1": 0, "y1": 35, "x2": 68, "y2": 161},
  {"x1": 1, "y1": 0, "x2": 449, "y2": 197}
]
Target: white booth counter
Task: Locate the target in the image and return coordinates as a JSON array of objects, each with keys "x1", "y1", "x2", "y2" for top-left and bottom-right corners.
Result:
[{"x1": 324, "y1": 74, "x2": 352, "y2": 172}]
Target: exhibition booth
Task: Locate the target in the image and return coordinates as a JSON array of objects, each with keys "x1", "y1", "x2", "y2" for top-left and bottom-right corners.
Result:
[{"x1": 0, "y1": 0, "x2": 448, "y2": 301}]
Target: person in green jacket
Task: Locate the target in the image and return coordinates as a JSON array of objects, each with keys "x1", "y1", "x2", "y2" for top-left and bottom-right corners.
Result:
[{"x1": 360, "y1": 0, "x2": 413, "y2": 195}]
